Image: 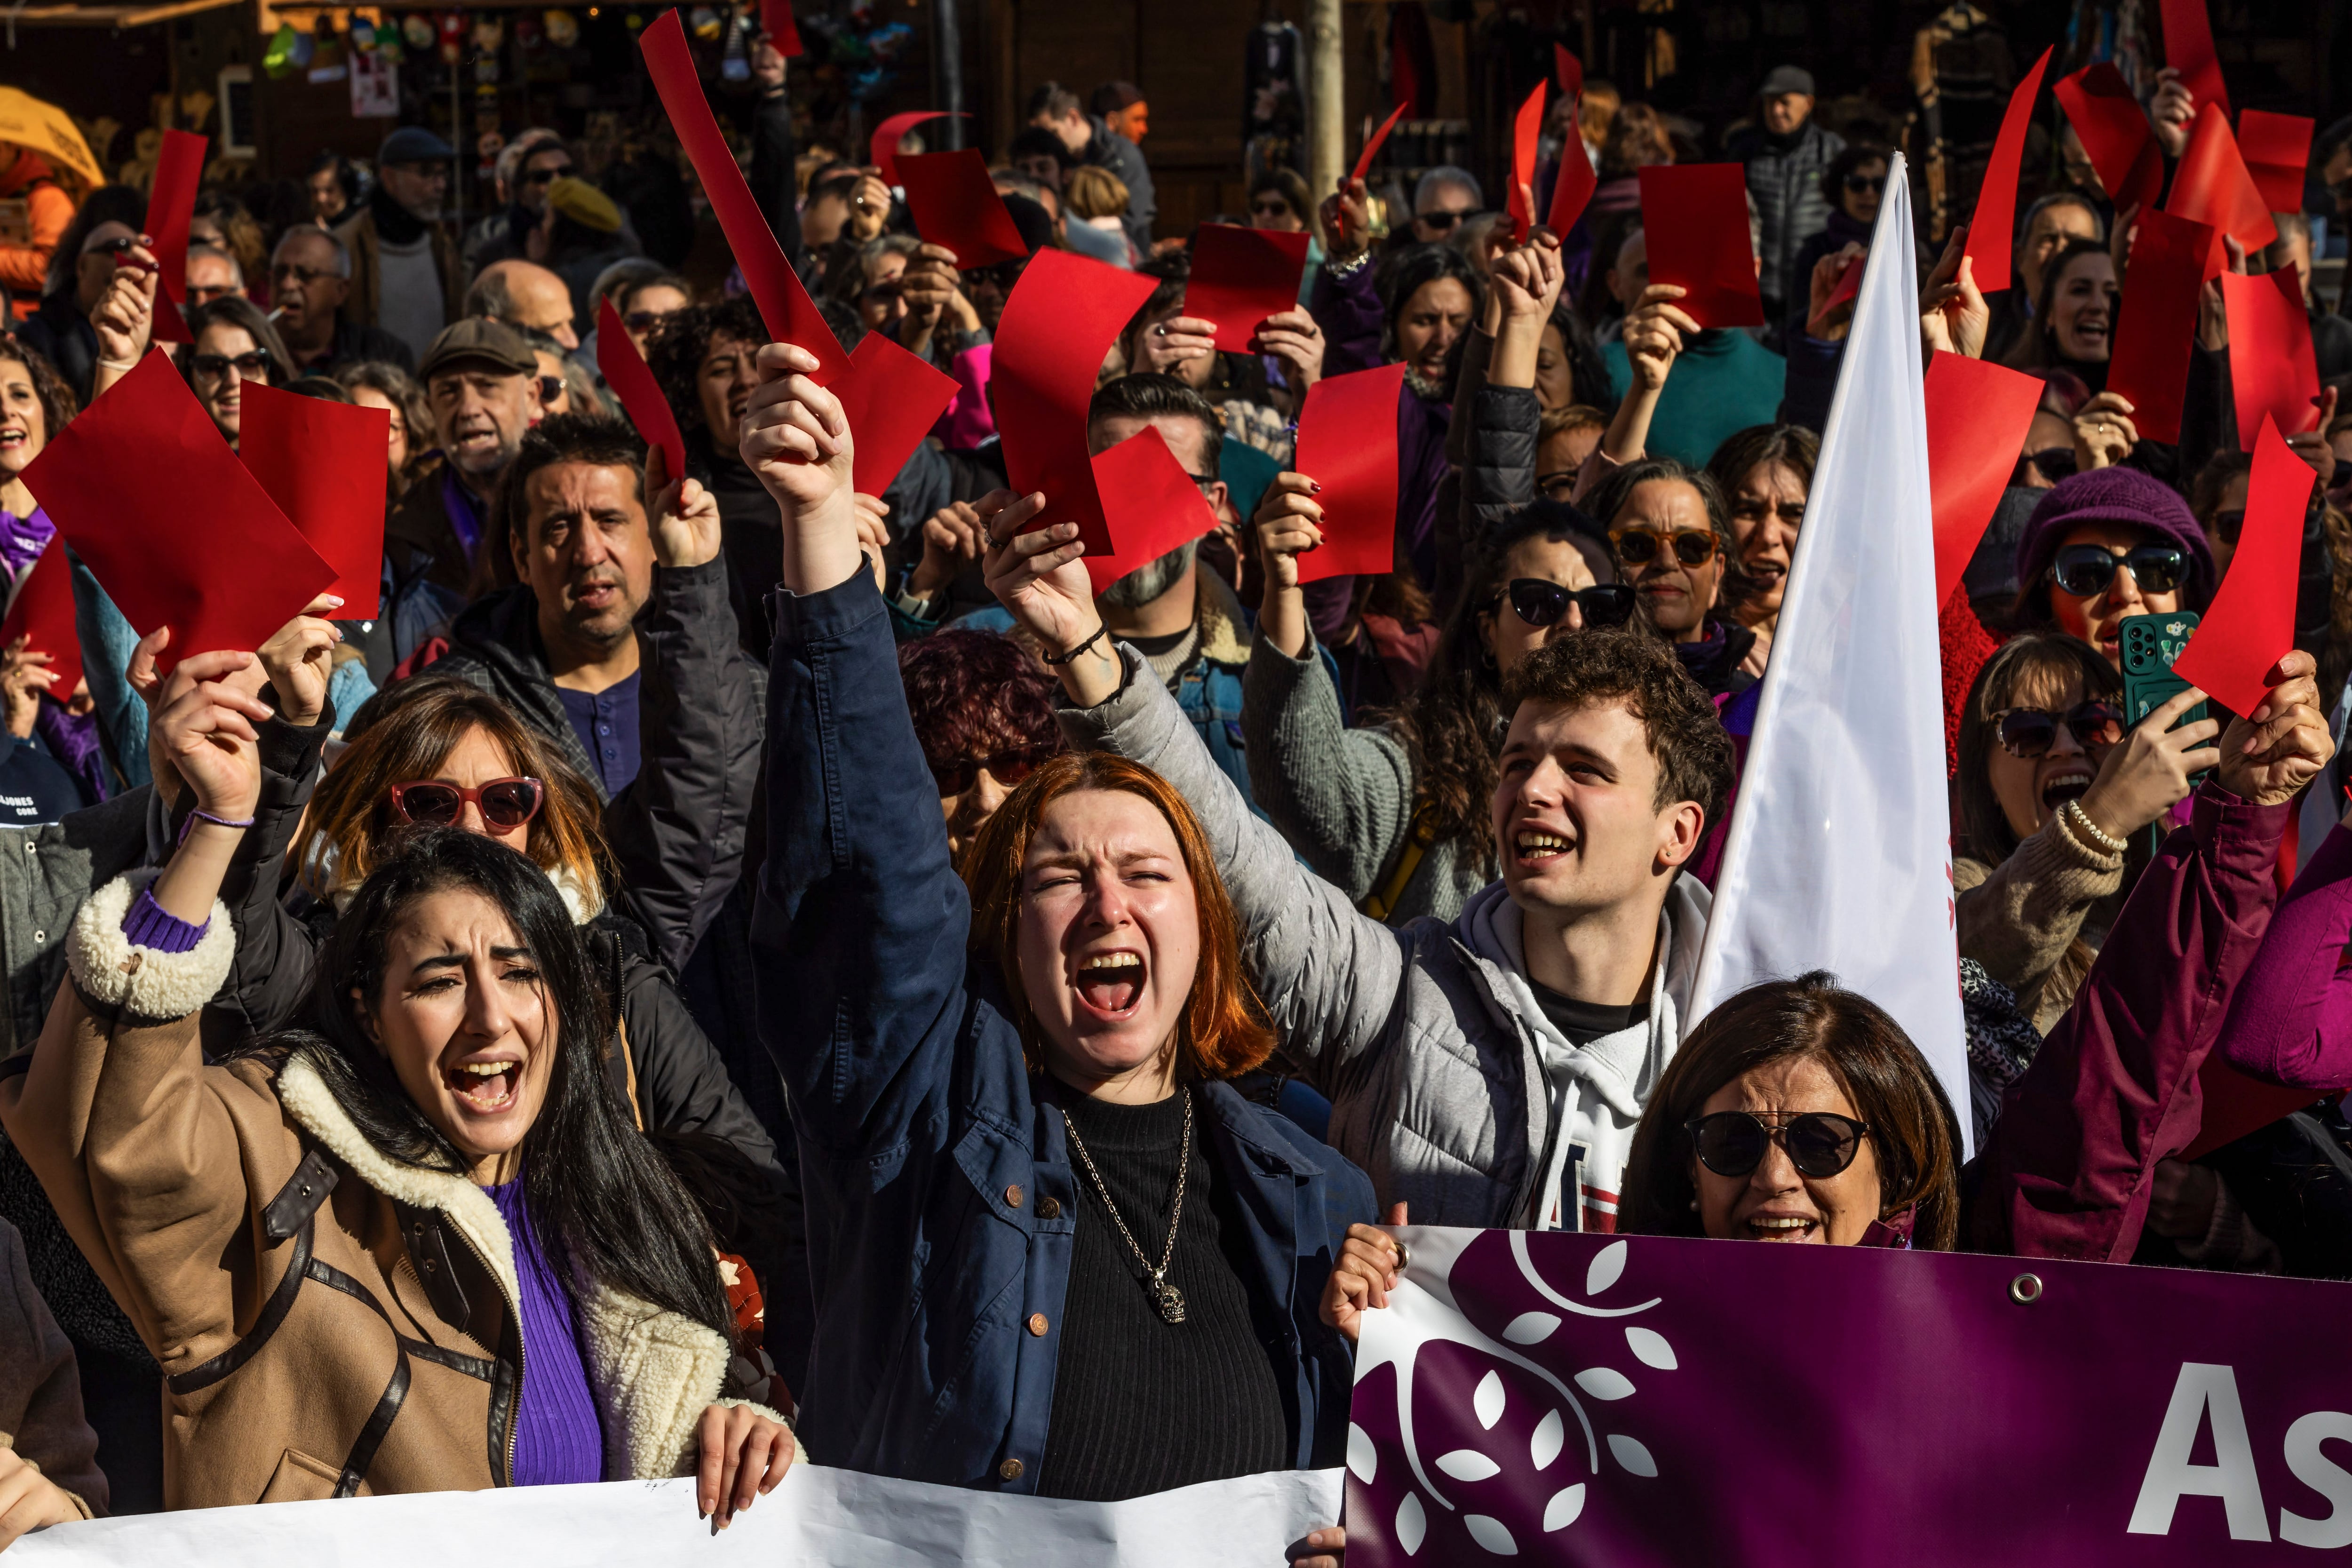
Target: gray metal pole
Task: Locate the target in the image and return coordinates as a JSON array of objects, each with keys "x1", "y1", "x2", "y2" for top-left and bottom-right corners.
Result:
[
  {"x1": 1307, "y1": 0, "x2": 1342, "y2": 200},
  {"x1": 936, "y1": 0, "x2": 965, "y2": 150}
]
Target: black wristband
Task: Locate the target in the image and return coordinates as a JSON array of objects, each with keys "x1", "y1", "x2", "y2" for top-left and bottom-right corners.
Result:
[{"x1": 1041, "y1": 624, "x2": 1110, "y2": 667}]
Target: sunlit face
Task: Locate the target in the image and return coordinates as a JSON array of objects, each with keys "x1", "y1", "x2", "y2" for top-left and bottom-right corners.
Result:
[
  {"x1": 1727, "y1": 460, "x2": 1805, "y2": 618},
  {"x1": 1481, "y1": 534, "x2": 1601, "y2": 674},
  {"x1": 1411, "y1": 182, "x2": 1478, "y2": 245},
  {"x1": 1536, "y1": 424, "x2": 1599, "y2": 504},
  {"x1": 2045, "y1": 252, "x2": 2117, "y2": 364},
  {"x1": 75, "y1": 221, "x2": 136, "y2": 310},
  {"x1": 184, "y1": 251, "x2": 240, "y2": 307},
  {"x1": 489, "y1": 263, "x2": 580, "y2": 350},
  {"x1": 532, "y1": 349, "x2": 572, "y2": 417},
  {"x1": 1615, "y1": 478, "x2": 1723, "y2": 640},
  {"x1": 1693, "y1": 1055, "x2": 1882, "y2": 1246},
  {"x1": 359, "y1": 887, "x2": 555, "y2": 1184},
  {"x1": 271, "y1": 231, "x2": 349, "y2": 334},
  {"x1": 1396, "y1": 277, "x2": 1473, "y2": 382},
  {"x1": 428, "y1": 366, "x2": 539, "y2": 482},
  {"x1": 1534, "y1": 322, "x2": 1576, "y2": 413},
  {"x1": 2047, "y1": 519, "x2": 2181, "y2": 667},
  {"x1": 621, "y1": 283, "x2": 690, "y2": 354},
  {"x1": 1839, "y1": 157, "x2": 1886, "y2": 226},
  {"x1": 191, "y1": 321, "x2": 268, "y2": 442},
  {"x1": 348, "y1": 384, "x2": 409, "y2": 473},
  {"x1": 698, "y1": 331, "x2": 760, "y2": 448},
  {"x1": 2020, "y1": 202, "x2": 2099, "y2": 301},
  {"x1": 858, "y1": 249, "x2": 910, "y2": 329},
  {"x1": 1494, "y1": 698, "x2": 1698, "y2": 918},
  {"x1": 2017, "y1": 409, "x2": 2076, "y2": 490},
  {"x1": 0, "y1": 355, "x2": 46, "y2": 481},
  {"x1": 402, "y1": 724, "x2": 536, "y2": 853},
  {"x1": 512, "y1": 461, "x2": 653, "y2": 656},
  {"x1": 1984, "y1": 664, "x2": 2108, "y2": 843},
  {"x1": 1015, "y1": 789, "x2": 1201, "y2": 1093}
]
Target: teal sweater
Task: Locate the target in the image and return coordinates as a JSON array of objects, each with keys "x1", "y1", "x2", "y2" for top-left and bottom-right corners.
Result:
[{"x1": 1602, "y1": 328, "x2": 1789, "y2": 468}]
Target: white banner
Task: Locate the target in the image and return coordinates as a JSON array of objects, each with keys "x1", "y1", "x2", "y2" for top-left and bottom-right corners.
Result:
[{"x1": 15, "y1": 1465, "x2": 1343, "y2": 1567}]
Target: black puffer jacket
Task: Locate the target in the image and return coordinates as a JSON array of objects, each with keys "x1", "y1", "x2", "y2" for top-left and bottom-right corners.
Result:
[{"x1": 1728, "y1": 119, "x2": 1846, "y2": 311}]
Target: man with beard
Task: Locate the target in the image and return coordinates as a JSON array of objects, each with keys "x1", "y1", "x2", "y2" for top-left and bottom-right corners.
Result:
[{"x1": 336, "y1": 125, "x2": 463, "y2": 365}]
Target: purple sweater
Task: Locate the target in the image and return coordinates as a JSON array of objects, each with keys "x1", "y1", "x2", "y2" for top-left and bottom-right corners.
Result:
[
  {"x1": 486, "y1": 1178, "x2": 605, "y2": 1486},
  {"x1": 2217, "y1": 821, "x2": 2352, "y2": 1090}
]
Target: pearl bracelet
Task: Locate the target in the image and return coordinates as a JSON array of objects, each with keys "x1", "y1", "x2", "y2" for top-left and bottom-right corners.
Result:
[{"x1": 2063, "y1": 797, "x2": 2127, "y2": 856}]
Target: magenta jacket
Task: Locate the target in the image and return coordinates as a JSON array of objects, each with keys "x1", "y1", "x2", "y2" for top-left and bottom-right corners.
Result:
[
  {"x1": 2216, "y1": 820, "x2": 2352, "y2": 1089},
  {"x1": 1968, "y1": 782, "x2": 2292, "y2": 1260}
]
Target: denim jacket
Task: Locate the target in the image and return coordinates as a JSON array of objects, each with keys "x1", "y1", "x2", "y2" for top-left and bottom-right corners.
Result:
[{"x1": 753, "y1": 570, "x2": 1374, "y2": 1492}]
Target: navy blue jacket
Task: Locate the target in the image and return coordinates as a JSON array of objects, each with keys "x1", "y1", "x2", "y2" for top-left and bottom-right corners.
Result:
[{"x1": 753, "y1": 570, "x2": 1375, "y2": 1492}]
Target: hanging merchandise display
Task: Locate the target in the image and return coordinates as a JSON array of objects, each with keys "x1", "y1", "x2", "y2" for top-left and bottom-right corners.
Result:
[
  {"x1": 262, "y1": 20, "x2": 300, "y2": 76},
  {"x1": 720, "y1": 6, "x2": 749, "y2": 80},
  {"x1": 307, "y1": 16, "x2": 347, "y2": 82},
  {"x1": 689, "y1": 5, "x2": 722, "y2": 39},
  {"x1": 350, "y1": 51, "x2": 399, "y2": 116},
  {"x1": 542, "y1": 8, "x2": 579, "y2": 45},
  {"x1": 402, "y1": 13, "x2": 436, "y2": 50},
  {"x1": 438, "y1": 11, "x2": 465, "y2": 64}
]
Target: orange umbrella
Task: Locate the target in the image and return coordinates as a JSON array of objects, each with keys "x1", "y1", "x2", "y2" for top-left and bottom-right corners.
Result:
[{"x1": 0, "y1": 88, "x2": 102, "y2": 189}]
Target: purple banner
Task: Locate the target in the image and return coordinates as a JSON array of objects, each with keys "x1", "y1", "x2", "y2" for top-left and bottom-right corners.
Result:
[{"x1": 1346, "y1": 1226, "x2": 2352, "y2": 1563}]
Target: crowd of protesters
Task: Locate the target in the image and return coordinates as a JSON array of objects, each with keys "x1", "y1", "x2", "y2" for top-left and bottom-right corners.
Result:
[{"x1": 0, "y1": 21, "x2": 2347, "y2": 1564}]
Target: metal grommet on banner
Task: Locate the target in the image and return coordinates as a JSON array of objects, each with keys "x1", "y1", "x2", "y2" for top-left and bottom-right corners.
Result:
[
  {"x1": 1391, "y1": 1236, "x2": 1411, "y2": 1275},
  {"x1": 2009, "y1": 1272, "x2": 2043, "y2": 1304}
]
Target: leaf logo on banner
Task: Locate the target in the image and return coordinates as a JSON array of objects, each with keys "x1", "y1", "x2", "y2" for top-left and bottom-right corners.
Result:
[{"x1": 1347, "y1": 1231, "x2": 1669, "y2": 1556}]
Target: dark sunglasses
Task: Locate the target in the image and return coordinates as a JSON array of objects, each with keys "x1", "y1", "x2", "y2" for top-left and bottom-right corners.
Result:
[
  {"x1": 1418, "y1": 209, "x2": 1469, "y2": 231},
  {"x1": 520, "y1": 164, "x2": 575, "y2": 186},
  {"x1": 191, "y1": 351, "x2": 273, "y2": 381},
  {"x1": 623, "y1": 309, "x2": 673, "y2": 331},
  {"x1": 1843, "y1": 174, "x2": 1886, "y2": 194},
  {"x1": 2025, "y1": 446, "x2": 2077, "y2": 483},
  {"x1": 2049, "y1": 541, "x2": 2187, "y2": 598},
  {"x1": 1688, "y1": 1111, "x2": 1872, "y2": 1180},
  {"x1": 1504, "y1": 578, "x2": 1636, "y2": 630},
  {"x1": 389, "y1": 776, "x2": 546, "y2": 830},
  {"x1": 1249, "y1": 199, "x2": 1296, "y2": 219},
  {"x1": 536, "y1": 375, "x2": 566, "y2": 406},
  {"x1": 929, "y1": 747, "x2": 1052, "y2": 796},
  {"x1": 1992, "y1": 700, "x2": 2124, "y2": 759},
  {"x1": 1612, "y1": 526, "x2": 1720, "y2": 568},
  {"x1": 2210, "y1": 508, "x2": 2245, "y2": 545}
]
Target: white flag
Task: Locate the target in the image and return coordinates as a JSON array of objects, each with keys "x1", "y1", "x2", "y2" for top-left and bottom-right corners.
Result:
[{"x1": 1685, "y1": 152, "x2": 1971, "y2": 1157}]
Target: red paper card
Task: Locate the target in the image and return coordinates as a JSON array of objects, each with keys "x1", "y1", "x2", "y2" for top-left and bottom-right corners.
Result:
[
  {"x1": 991, "y1": 250, "x2": 1159, "y2": 572},
  {"x1": 0, "y1": 537, "x2": 82, "y2": 701},
  {"x1": 2159, "y1": 0, "x2": 2230, "y2": 122},
  {"x1": 20, "y1": 354, "x2": 334, "y2": 672},
  {"x1": 1924, "y1": 353, "x2": 2045, "y2": 607},
  {"x1": 2054, "y1": 64, "x2": 2163, "y2": 213},
  {"x1": 1963, "y1": 48, "x2": 2053, "y2": 294},
  {"x1": 146, "y1": 128, "x2": 206, "y2": 346},
  {"x1": 641, "y1": 10, "x2": 846, "y2": 383},
  {"x1": 2237, "y1": 110, "x2": 2315, "y2": 215},
  {"x1": 2174, "y1": 415, "x2": 2315, "y2": 717},
  {"x1": 2104, "y1": 207, "x2": 2213, "y2": 446},
  {"x1": 1086, "y1": 425, "x2": 1219, "y2": 597},
  {"x1": 236, "y1": 380, "x2": 387, "y2": 620},
  {"x1": 1816, "y1": 252, "x2": 1865, "y2": 327},
  {"x1": 1293, "y1": 363, "x2": 1407, "y2": 585},
  {"x1": 596, "y1": 296, "x2": 687, "y2": 496},
  {"x1": 831, "y1": 330, "x2": 959, "y2": 496},
  {"x1": 896, "y1": 149, "x2": 1030, "y2": 271},
  {"x1": 1547, "y1": 141, "x2": 1597, "y2": 238},
  {"x1": 1505, "y1": 82, "x2": 1546, "y2": 242},
  {"x1": 2222, "y1": 265, "x2": 2321, "y2": 441},
  {"x1": 1554, "y1": 43, "x2": 1581, "y2": 100},
  {"x1": 2166, "y1": 103, "x2": 2277, "y2": 278},
  {"x1": 1637, "y1": 165, "x2": 1766, "y2": 329},
  {"x1": 871, "y1": 110, "x2": 958, "y2": 189},
  {"x1": 1187, "y1": 224, "x2": 1312, "y2": 354},
  {"x1": 761, "y1": 0, "x2": 801, "y2": 56},
  {"x1": 1351, "y1": 103, "x2": 1408, "y2": 185}
]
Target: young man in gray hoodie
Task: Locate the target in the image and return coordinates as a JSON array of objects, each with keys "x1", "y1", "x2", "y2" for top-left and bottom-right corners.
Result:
[{"x1": 989, "y1": 498, "x2": 1733, "y2": 1232}]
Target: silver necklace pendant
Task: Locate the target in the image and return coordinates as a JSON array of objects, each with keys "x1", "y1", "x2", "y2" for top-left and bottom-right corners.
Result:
[{"x1": 1152, "y1": 1275, "x2": 1187, "y2": 1325}]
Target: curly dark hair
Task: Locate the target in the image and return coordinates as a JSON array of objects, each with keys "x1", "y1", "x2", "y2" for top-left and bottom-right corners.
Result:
[
  {"x1": 0, "y1": 332, "x2": 80, "y2": 441},
  {"x1": 644, "y1": 294, "x2": 765, "y2": 433},
  {"x1": 1501, "y1": 625, "x2": 1734, "y2": 828},
  {"x1": 898, "y1": 629, "x2": 1060, "y2": 772}
]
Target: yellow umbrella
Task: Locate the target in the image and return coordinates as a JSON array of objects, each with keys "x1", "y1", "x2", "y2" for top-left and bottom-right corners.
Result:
[{"x1": 0, "y1": 88, "x2": 103, "y2": 189}]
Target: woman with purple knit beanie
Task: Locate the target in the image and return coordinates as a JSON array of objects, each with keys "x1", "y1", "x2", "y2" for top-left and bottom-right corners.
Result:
[{"x1": 2010, "y1": 466, "x2": 2214, "y2": 670}]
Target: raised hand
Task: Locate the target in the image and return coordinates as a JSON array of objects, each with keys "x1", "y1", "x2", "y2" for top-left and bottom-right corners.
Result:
[
  {"x1": 845, "y1": 173, "x2": 894, "y2": 242},
  {"x1": 1253, "y1": 472, "x2": 1325, "y2": 659},
  {"x1": 1254, "y1": 307, "x2": 1325, "y2": 394},
  {"x1": 2074, "y1": 685, "x2": 2222, "y2": 842},
  {"x1": 738, "y1": 341, "x2": 860, "y2": 593},
  {"x1": 910, "y1": 500, "x2": 986, "y2": 597},
  {"x1": 853, "y1": 492, "x2": 892, "y2": 593},
  {"x1": 646, "y1": 441, "x2": 723, "y2": 570},
  {"x1": 254, "y1": 592, "x2": 348, "y2": 730},
  {"x1": 0, "y1": 634, "x2": 55, "y2": 739},
  {"x1": 2288, "y1": 386, "x2": 2339, "y2": 487},
  {"x1": 1320, "y1": 175, "x2": 1375, "y2": 260},
  {"x1": 1919, "y1": 226, "x2": 1988, "y2": 359},
  {"x1": 1621, "y1": 282, "x2": 1696, "y2": 394},
  {"x1": 2148, "y1": 67, "x2": 2195, "y2": 159},
  {"x1": 2072, "y1": 391, "x2": 2140, "y2": 472},
  {"x1": 1805, "y1": 244, "x2": 1863, "y2": 342},
  {"x1": 151, "y1": 649, "x2": 271, "y2": 822},
  {"x1": 1133, "y1": 314, "x2": 1219, "y2": 375},
  {"x1": 2216, "y1": 650, "x2": 2334, "y2": 808}
]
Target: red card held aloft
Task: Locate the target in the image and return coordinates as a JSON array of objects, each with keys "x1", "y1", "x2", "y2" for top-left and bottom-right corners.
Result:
[
  {"x1": 20, "y1": 354, "x2": 334, "y2": 672},
  {"x1": 2159, "y1": 0, "x2": 2230, "y2": 122},
  {"x1": 1187, "y1": 225, "x2": 1311, "y2": 354},
  {"x1": 871, "y1": 110, "x2": 957, "y2": 189},
  {"x1": 992, "y1": 249, "x2": 1159, "y2": 571},
  {"x1": 1294, "y1": 363, "x2": 1407, "y2": 585},
  {"x1": 1638, "y1": 164, "x2": 1765, "y2": 329},
  {"x1": 1087, "y1": 424, "x2": 1220, "y2": 598},
  {"x1": 761, "y1": 0, "x2": 801, "y2": 56},
  {"x1": 2237, "y1": 110, "x2": 2315, "y2": 215},
  {"x1": 1547, "y1": 123, "x2": 1597, "y2": 236},
  {"x1": 897, "y1": 149, "x2": 1030, "y2": 271},
  {"x1": 831, "y1": 330, "x2": 960, "y2": 496},
  {"x1": 2104, "y1": 206, "x2": 2213, "y2": 446},
  {"x1": 2053, "y1": 64, "x2": 2163, "y2": 213},
  {"x1": 1505, "y1": 82, "x2": 1546, "y2": 242},
  {"x1": 2174, "y1": 415, "x2": 2316, "y2": 718},
  {"x1": 1925, "y1": 353, "x2": 2044, "y2": 608},
  {"x1": 2166, "y1": 103, "x2": 2277, "y2": 278},
  {"x1": 2222, "y1": 265, "x2": 2320, "y2": 441},
  {"x1": 237, "y1": 380, "x2": 387, "y2": 620},
  {"x1": 596, "y1": 296, "x2": 687, "y2": 497},
  {"x1": 1963, "y1": 48, "x2": 2052, "y2": 294},
  {"x1": 1554, "y1": 43, "x2": 1581, "y2": 100},
  {"x1": 146, "y1": 128, "x2": 207, "y2": 345},
  {"x1": 0, "y1": 537, "x2": 82, "y2": 701},
  {"x1": 641, "y1": 10, "x2": 846, "y2": 383},
  {"x1": 1351, "y1": 103, "x2": 1409, "y2": 185}
]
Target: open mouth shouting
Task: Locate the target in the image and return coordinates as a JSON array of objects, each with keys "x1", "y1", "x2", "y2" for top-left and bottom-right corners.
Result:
[
  {"x1": 445, "y1": 1053, "x2": 525, "y2": 1115},
  {"x1": 1073, "y1": 948, "x2": 1146, "y2": 1020},
  {"x1": 1739, "y1": 1208, "x2": 1823, "y2": 1242},
  {"x1": 2039, "y1": 764, "x2": 2094, "y2": 814}
]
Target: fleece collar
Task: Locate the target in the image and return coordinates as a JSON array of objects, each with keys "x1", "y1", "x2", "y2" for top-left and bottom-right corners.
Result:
[{"x1": 1194, "y1": 565, "x2": 1253, "y2": 667}]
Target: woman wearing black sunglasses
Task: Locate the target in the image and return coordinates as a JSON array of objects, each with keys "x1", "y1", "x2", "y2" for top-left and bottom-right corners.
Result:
[
  {"x1": 1242, "y1": 480, "x2": 1622, "y2": 924},
  {"x1": 2010, "y1": 467, "x2": 2212, "y2": 670},
  {"x1": 177, "y1": 297, "x2": 295, "y2": 449}
]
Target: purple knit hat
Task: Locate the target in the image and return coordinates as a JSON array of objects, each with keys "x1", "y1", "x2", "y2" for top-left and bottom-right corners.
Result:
[{"x1": 2012, "y1": 466, "x2": 2214, "y2": 610}]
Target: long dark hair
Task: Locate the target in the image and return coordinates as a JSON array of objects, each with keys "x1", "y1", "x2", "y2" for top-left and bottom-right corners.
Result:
[
  {"x1": 247, "y1": 828, "x2": 733, "y2": 1343},
  {"x1": 1618, "y1": 972, "x2": 1962, "y2": 1250},
  {"x1": 0, "y1": 331, "x2": 80, "y2": 440},
  {"x1": 2004, "y1": 237, "x2": 2107, "y2": 374},
  {"x1": 1378, "y1": 243, "x2": 1484, "y2": 391},
  {"x1": 181, "y1": 296, "x2": 297, "y2": 386}
]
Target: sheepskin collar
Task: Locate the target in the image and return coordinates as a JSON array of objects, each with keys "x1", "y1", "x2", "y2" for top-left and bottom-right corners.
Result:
[
  {"x1": 1195, "y1": 564, "x2": 1253, "y2": 668},
  {"x1": 320, "y1": 854, "x2": 604, "y2": 926}
]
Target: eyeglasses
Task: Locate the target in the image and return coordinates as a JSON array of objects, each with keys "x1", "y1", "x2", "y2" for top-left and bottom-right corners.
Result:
[
  {"x1": 1504, "y1": 578, "x2": 1636, "y2": 630},
  {"x1": 2210, "y1": 508, "x2": 2245, "y2": 545},
  {"x1": 1687, "y1": 1111, "x2": 1873, "y2": 1180},
  {"x1": 623, "y1": 309, "x2": 675, "y2": 332},
  {"x1": 191, "y1": 351, "x2": 273, "y2": 382},
  {"x1": 1611, "y1": 526, "x2": 1720, "y2": 568},
  {"x1": 536, "y1": 375, "x2": 566, "y2": 406},
  {"x1": 2025, "y1": 446, "x2": 2077, "y2": 484},
  {"x1": 2049, "y1": 541, "x2": 2187, "y2": 598},
  {"x1": 1843, "y1": 174, "x2": 1886, "y2": 194},
  {"x1": 272, "y1": 263, "x2": 333, "y2": 285},
  {"x1": 1989, "y1": 700, "x2": 2124, "y2": 760},
  {"x1": 1249, "y1": 199, "x2": 1295, "y2": 220},
  {"x1": 389, "y1": 776, "x2": 546, "y2": 830},
  {"x1": 1417, "y1": 209, "x2": 1470, "y2": 232},
  {"x1": 929, "y1": 747, "x2": 1053, "y2": 796},
  {"x1": 520, "y1": 164, "x2": 575, "y2": 186}
]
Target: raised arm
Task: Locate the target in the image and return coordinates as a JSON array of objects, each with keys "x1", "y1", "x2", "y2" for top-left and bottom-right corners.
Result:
[
  {"x1": 2216, "y1": 809, "x2": 2352, "y2": 1090},
  {"x1": 981, "y1": 488, "x2": 1408, "y2": 1082}
]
